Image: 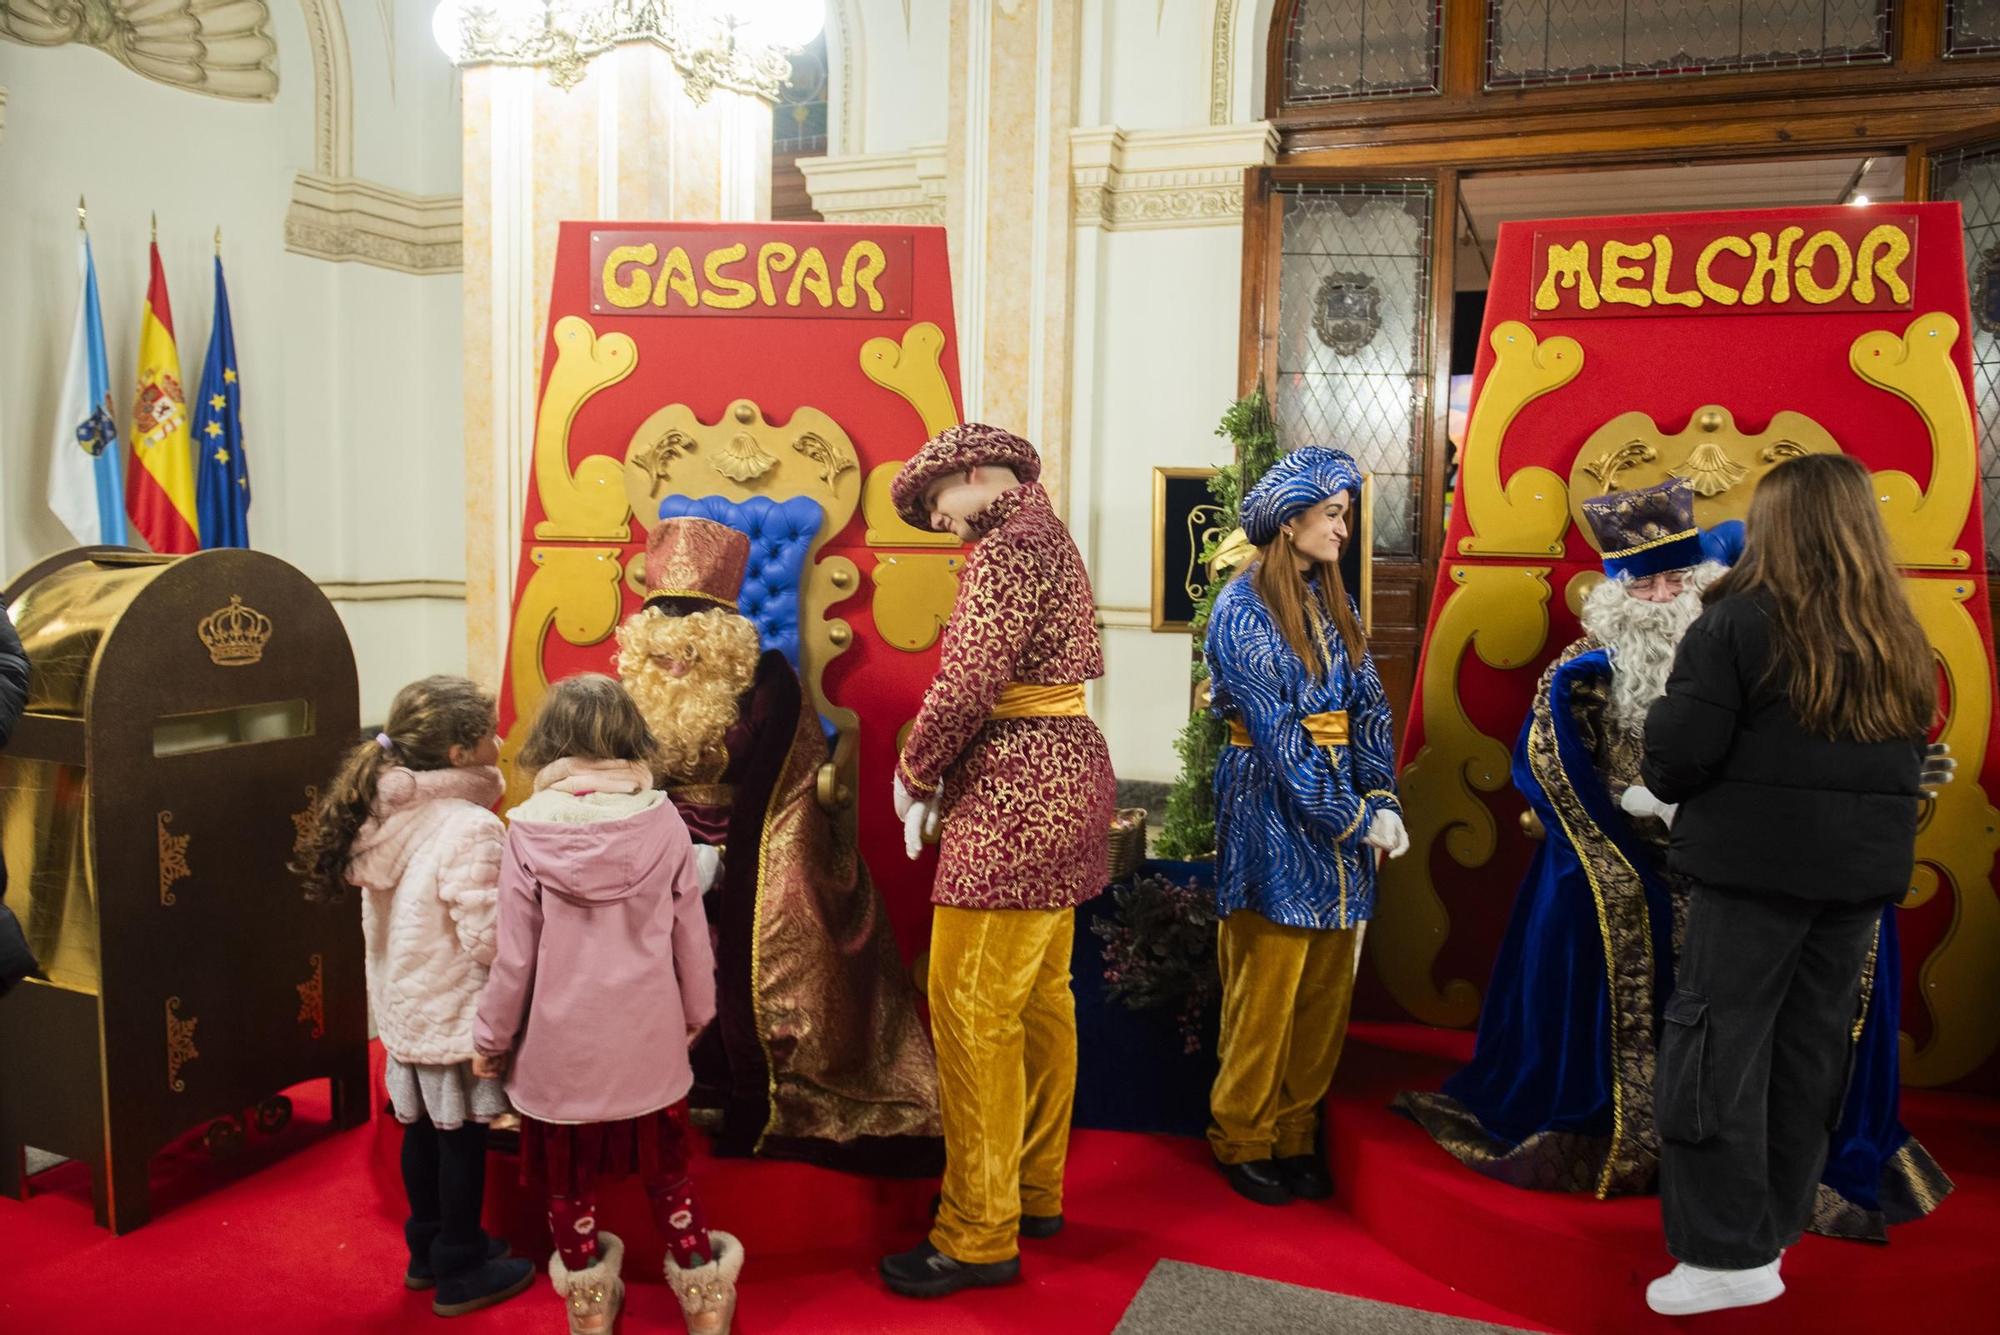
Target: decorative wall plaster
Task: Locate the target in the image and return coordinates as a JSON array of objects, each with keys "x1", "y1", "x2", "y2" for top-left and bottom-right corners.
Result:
[
  {"x1": 1070, "y1": 123, "x2": 1277, "y2": 231},
  {"x1": 288, "y1": 0, "x2": 463, "y2": 274},
  {"x1": 799, "y1": 142, "x2": 949, "y2": 224},
  {"x1": 299, "y1": 0, "x2": 353, "y2": 178},
  {"x1": 440, "y1": 0, "x2": 790, "y2": 95},
  {"x1": 0, "y1": 0, "x2": 278, "y2": 102},
  {"x1": 284, "y1": 173, "x2": 463, "y2": 274},
  {"x1": 1208, "y1": 0, "x2": 1275, "y2": 125},
  {"x1": 827, "y1": 0, "x2": 863, "y2": 155}
]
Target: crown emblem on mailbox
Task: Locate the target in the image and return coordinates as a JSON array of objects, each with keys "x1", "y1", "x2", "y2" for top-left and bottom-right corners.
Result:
[{"x1": 198, "y1": 595, "x2": 273, "y2": 667}]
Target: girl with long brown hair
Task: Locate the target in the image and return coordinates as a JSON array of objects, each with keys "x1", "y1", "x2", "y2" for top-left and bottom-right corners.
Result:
[
  {"x1": 293, "y1": 674, "x2": 534, "y2": 1316},
  {"x1": 1202, "y1": 446, "x2": 1406, "y2": 1207},
  {"x1": 1640, "y1": 454, "x2": 1941, "y2": 1315}
]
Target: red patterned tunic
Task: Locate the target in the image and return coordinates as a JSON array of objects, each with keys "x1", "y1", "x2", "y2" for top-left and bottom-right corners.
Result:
[{"x1": 897, "y1": 483, "x2": 1115, "y2": 910}]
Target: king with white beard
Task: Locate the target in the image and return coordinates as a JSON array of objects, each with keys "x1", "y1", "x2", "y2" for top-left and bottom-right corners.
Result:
[{"x1": 1399, "y1": 477, "x2": 1943, "y2": 1242}]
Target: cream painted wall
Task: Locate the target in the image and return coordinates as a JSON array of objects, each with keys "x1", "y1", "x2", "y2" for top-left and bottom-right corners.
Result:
[
  {"x1": 1102, "y1": 0, "x2": 1211, "y2": 129},
  {"x1": 855, "y1": 0, "x2": 950, "y2": 153},
  {"x1": 1077, "y1": 223, "x2": 1246, "y2": 782},
  {"x1": 0, "y1": 1, "x2": 466, "y2": 726}
]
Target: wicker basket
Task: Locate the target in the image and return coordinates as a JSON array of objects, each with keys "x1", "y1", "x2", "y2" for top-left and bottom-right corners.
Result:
[{"x1": 1107, "y1": 807, "x2": 1149, "y2": 882}]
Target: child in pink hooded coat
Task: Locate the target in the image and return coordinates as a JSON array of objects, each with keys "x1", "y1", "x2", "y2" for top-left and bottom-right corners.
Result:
[{"x1": 474, "y1": 674, "x2": 740, "y2": 1335}]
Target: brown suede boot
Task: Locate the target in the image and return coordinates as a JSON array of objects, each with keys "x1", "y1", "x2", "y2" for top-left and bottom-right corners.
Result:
[
  {"x1": 663, "y1": 1230, "x2": 744, "y2": 1335},
  {"x1": 548, "y1": 1231, "x2": 624, "y2": 1335}
]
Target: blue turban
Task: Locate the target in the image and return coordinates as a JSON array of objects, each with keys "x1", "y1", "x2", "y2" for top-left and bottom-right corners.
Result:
[{"x1": 1240, "y1": 446, "x2": 1364, "y2": 546}]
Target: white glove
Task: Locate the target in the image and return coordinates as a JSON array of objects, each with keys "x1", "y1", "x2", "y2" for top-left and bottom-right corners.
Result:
[
  {"x1": 1364, "y1": 808, "x2": 1410, "y2": 859},
  {"x1": 893, "y1": 773, "x2": 916, "y2": 821},
  {"x1": 1921, "y1": 741, "x2": 1956, "y2": 797},
  {"x1": 903, "y1": 799, "x2": 940, "y2": 860},
  {"x1": 691, "y1": 844, "x2": 723, "y2": 893},
  {"x1": 1620, "y1": 785, "x2": 1679, "y2": 829}
]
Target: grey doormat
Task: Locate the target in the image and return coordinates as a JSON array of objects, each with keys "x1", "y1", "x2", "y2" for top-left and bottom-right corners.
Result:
[{"x1": 1114, "y1": 1260, "x2": 1538, "y2": 1335}]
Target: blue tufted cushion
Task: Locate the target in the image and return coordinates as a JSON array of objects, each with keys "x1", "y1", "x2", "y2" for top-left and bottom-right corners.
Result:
[{"x1": 657, "y1": 493, "x2": 833, "y2": 740}]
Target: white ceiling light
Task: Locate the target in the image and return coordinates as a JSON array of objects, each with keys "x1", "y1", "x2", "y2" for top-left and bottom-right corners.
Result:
[
  {"x1": 728, "y1": 0, "x2": 823, "y2": 49},
  {"x1": 1850, "y1": 194, "x2": 1871, "y2": 206}
]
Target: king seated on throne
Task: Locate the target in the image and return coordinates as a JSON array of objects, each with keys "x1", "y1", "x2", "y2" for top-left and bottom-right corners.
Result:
[
  {"x1": 1397, "y1": 476, "x2": 1951, "y2": 1240},
  {"x1": 614, "y1": 515, "x2": 941, "y2": 1172}
]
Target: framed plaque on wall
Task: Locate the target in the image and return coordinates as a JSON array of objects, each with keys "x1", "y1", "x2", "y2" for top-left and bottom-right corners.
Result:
[{"x1": 1151, "y1": 467, "x2": 1374, "y2": 636}]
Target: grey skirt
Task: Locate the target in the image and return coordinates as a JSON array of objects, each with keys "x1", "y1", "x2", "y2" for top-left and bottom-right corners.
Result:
[{"x1": 384, "y1": 1054, "x2": 512, "y2": 1130}]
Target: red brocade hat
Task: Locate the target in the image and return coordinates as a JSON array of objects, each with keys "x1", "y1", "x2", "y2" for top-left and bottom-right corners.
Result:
[
  {"x1": 642, "y1": 516, "x2": 750, "y2": 611},
  {"x1": 890, "y1": 423, "x2": 1043, "y2": 529}
]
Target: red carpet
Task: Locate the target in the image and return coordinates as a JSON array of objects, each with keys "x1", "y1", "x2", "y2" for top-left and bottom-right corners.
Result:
[{"x1": 2, "y1": 1027, "x2": 1991, "y2": 1334}]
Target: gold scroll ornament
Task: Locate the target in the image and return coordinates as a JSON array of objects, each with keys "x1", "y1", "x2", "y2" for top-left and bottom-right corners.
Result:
[
  {"x1": 1850, "y1": 313, "x2": 1976, "y2": 570},
  {"x1": 1458, "y1": 322, "x2": 1581, "y2": 558},
  {"x1": 297, "y1": 953, "x2": 326, "y2": 1041},
  {"x1": 1900, "y1": 575, "x2": 2000, "y2": 1086},
  {"x1": 1568, "y1": 405, "x2": 1842, "y2": 539},
  {"x1": 859, "y1": 322, "x2": 961, "y2": 548},
  {"x1": 500, "y1": 545, "x2": 627, "y2": 810},
  {"x1": 166, "y1": 996, "x2": 199, "y2": 1092},
  {"x1": 158, "y1": 810, "x2": 191, "y2": 907},
  {"x1": 1372, "y1": 565, "x2": 1554, "y2": 1027},
  {"x1": 534, "y1": 316, "x2": 638, "y2": 541},
  {"x1": 871, "y1": 554, "x2": 965, "y2": 653}
]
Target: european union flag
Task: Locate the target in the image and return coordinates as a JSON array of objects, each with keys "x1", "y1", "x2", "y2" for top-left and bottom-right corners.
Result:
[{"x1": 193, "y1": 255, "x2": 250, "y2": 548}]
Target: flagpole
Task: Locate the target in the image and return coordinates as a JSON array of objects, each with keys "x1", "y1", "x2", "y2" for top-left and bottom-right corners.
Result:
[
  {"x1": 214, "y1": 225, "x2": 222, "y2": 256},
  {"x1": 151, "y1": 211, "x2": 158, "y2": 243},
  {"x1": 79, "y1": 195, "x2": 87, "y2": 230}
]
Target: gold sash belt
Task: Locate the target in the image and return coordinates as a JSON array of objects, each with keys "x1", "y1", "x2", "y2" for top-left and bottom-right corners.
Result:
[
  {"x1": 1228, "y1": 710, "x2": 1350, "y2": 749},
  {"x1": 989, "y1": 682, "x2": 1088, "y2": 721}
]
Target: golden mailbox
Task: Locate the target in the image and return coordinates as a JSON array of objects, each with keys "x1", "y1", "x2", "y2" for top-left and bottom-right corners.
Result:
[{"x1": 0, "y1": 547, "x2": 368, "y2": 1231}]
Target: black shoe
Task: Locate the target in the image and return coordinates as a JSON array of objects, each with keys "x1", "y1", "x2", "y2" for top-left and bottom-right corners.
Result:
[
  {"x1": 1019, "y1": 1212, "x2": 1064, "y2": 1239},
  {"x1": 879, "y1": 1241, "x2": 1021, "y2": 1298},
  {"x1": 405, "y1": 1233, "x2": 508, "y2": 1291},
  {"x1": 1274, "y1": 1154, "x2": 1333, "y2": 1200},
  {"x1": 930, "y1": 1193, "x2": 1065, "y2": 1239},
  {"x1": 1218, "y1": 1157, "x2": 1294, "y2": 1206},
  {"x1": 429, "y1": 1237, "x2": 535, "y2": 1317}
]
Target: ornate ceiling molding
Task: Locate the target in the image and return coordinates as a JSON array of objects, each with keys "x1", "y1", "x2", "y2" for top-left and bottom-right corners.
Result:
[
  {"x1": 799, "y1": 143, "x2": 949, "y2": 225},
  {"x1": 1071, "y1": 123, "x2": 1277, "y2": 232},
  {"x1": 438, "y1": 0, "x2": 790, "y2": 95},
  {"x1": 0, "y1": 0, "x2": 278, "y2": 101},
  {"x1": 284, "y1": 173, "x2": 463, "y2": 274},
  {"x1": 827, "y1": 0, "x2": 863, "y2": 154},
  {"x1": 298, "y1": 0, "x2": 354, "y2": 177},
  {"x1": 1207, "y1": 0, "x2": 1276, "y2": 125}
]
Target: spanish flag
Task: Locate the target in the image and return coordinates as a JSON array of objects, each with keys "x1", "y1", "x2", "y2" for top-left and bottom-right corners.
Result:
[{"x1": 126, "y1": 241, "x2": 201, "y2": 553}]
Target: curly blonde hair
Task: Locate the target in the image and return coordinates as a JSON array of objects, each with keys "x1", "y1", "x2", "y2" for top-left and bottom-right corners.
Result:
[{"x1": 613, "y1": 607, "x2": 761, "y2": 780}]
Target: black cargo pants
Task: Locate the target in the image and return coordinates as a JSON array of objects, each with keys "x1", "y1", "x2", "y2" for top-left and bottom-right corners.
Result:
[{"x1": 1656, "y1": 884, "x2": 1882, "y2": 1269}]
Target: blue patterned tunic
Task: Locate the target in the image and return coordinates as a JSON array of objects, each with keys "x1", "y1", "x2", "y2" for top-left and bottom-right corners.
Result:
[{"x1": 1205, "y1": 572, "x2": 1400, "y2": 930}]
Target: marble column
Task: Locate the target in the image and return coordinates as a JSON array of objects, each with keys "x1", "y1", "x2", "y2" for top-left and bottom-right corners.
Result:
[
  {"x1": 459, "y1": 46, "x2": 774, "y2": 688},
  {"x1": 946, "y1": 0, "x2": 1081, "y2": 510}
]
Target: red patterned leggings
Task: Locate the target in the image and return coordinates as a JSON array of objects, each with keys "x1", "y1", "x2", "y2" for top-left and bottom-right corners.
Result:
[{"x1": 528, "y1": 1103, "x2": 713, "y2": 1272}]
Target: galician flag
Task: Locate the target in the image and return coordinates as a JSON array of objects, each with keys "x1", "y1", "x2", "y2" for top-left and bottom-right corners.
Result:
[
  {"x1": 193, "y1": 256, "x2": 250, "y2": 548},
  {"x1": 125, "y1": 240, "x2": 201, "y2": 553},
  {"x1": 49, "y1": 233, "x2": 127, "y2": 546}
]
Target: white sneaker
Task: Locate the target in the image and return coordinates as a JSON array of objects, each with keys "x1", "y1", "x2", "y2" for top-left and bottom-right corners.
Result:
[{"x1": 1645, "y1": 1260, "x2": 1785, "y2": 1315}]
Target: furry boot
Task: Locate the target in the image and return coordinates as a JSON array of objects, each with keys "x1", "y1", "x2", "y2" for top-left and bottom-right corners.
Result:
[
  {"x1": 663, "y1": 1230, "x2": 745, "y2": 1335},
  {"x1": 548, "y1": 1231, "x2": 625, "y2": 1335}
]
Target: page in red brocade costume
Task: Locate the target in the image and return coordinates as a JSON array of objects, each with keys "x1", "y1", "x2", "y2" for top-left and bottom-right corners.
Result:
[{"x1": 898, "y1": 483, "x2": 1115, "y2": 910}]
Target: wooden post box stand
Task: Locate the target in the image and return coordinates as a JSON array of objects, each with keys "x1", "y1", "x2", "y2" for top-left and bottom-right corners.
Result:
[{"x1": 0, "y1": 547, "x2": 369, "y2": 1232}]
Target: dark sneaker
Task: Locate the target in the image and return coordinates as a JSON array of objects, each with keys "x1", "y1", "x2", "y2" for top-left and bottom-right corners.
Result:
[
  {"x1": 1018, "y1": 1213, "x2": 1064, "y2": 1239},
  {"x1": 1219, "y1": 1157, "x2": 1293, "y2": 1206},
  {"x1": 879, "y1": 1241, "x2": 1021, "y2": 1298},
  {"x1": 929, "y1": 1192, "x2": 1064, "y2": 1239},
  {"x1": 1274, "y1": 1154, "x2": 1333, "y2": 1200},
  {"x1": 431, "y1": 1255, "x2": 535, "y2": 1317},
  {"x1": 405, "y1": 1233, "x2": 509, "y2": 1290}
]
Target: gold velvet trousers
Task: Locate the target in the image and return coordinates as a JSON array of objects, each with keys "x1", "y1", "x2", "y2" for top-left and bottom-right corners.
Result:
[
  {"x1": 927, "y1": 904, "x2": 1078, "y2": 1264},
  {"x1": 1208, "y1": 910, "x2": 1360, "y2": 1165}
]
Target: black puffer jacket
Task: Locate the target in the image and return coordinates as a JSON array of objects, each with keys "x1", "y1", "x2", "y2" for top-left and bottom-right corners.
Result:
[
  {"x1": 1, "y1": 600, "x2": 35, "y2": 994},
  {"x1": 1641, "y1": 589, "x2": 1924, "y2": 906}
]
